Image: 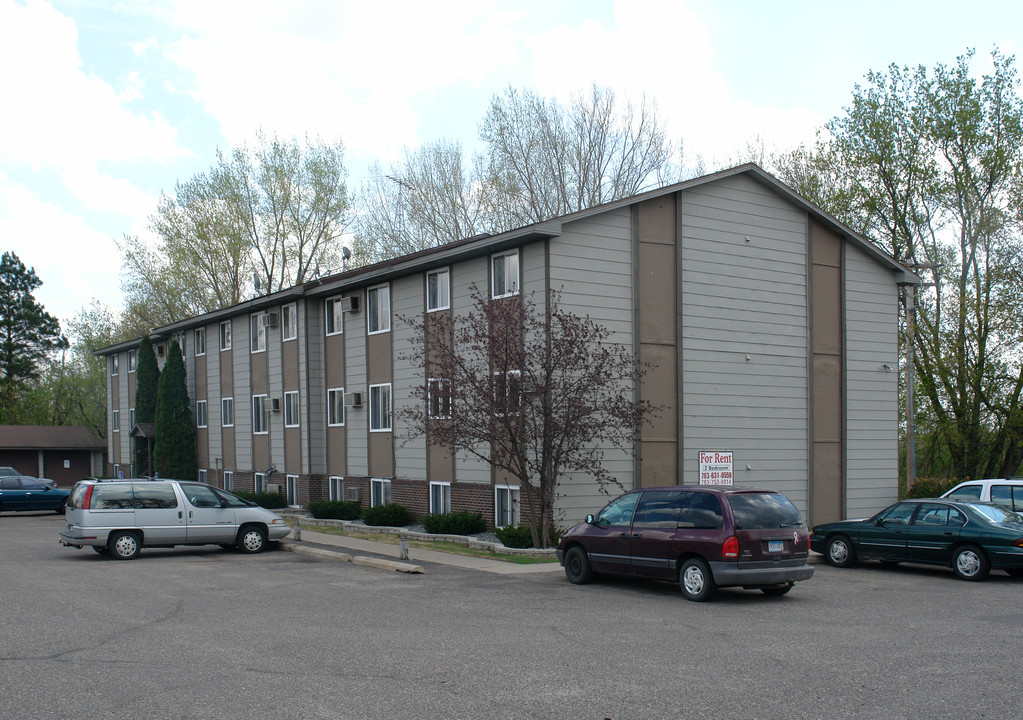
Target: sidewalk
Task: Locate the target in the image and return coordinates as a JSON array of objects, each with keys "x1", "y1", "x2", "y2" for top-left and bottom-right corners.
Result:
[{"x1": 283, "y1": 528, "x2": 564, "y2": 576}]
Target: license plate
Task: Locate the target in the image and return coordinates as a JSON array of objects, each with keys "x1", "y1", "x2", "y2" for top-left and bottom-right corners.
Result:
[{"x1": 767, "y1": 540, "x2": 784, "y2": 553}]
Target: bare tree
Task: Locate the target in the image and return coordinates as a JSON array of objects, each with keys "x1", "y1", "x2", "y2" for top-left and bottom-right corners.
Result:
[{"x1": 397, "y1": 286, "x2": 656, "y2": 548}]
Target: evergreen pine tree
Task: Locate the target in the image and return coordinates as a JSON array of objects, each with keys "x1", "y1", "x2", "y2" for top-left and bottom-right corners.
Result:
[
  {"x1": 153, "y1": 339, "x2": 195, "y2": 479},
  {"x1": 134, "y1": 335, "x2": 160, "y2": 475}
]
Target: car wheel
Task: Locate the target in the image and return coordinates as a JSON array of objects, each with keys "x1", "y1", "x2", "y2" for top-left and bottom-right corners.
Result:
[
  {"x1": 679, "y1": 558, "x2": 716, "y2": 602},
  {"x1": 108, "y1": 531, "x2": 142, "y2": 560},
  {"x1": 564, "y1": 546, "x2": 593, "y2": 584},
  {"x1": 825, "y1": 535, "x2": 856, "y2": 568},
  {"x1": 237, "y1": 525, "x2": 267, "y2": 554},
  {"x1": 952, "y1": 545, "x2": 989, "y2": 581},
  {"x1": 761, "y1": 583, "x2": 794, "y2": 597}
]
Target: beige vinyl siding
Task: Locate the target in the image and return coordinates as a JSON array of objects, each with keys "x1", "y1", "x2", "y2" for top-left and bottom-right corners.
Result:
[
  {"x1": 305, "y1": 298, "x2": 326, "y2": 475},
  {"x1": 452, "y1": 256, "x2": 492, "y2": 485},
  {"x1": 345, "y1": 299, "x2": 368, "y2": 476},
  {"x1": 233, "y1": 315, "x2": 251, "y2": 467},
  {"x1": 268, "y1": 318, "x2": 285, "y2": 468},
  {"x1": 393, "y1": 274, "x2": 427, "y2": 481},
  {"x1": 844, "y1": 242, "x2": 900, "y2": 517},
  {"x1": 680, "y1": 174, "x2": 810, "y2": 512},
  {"x1": 206, "y1": 330, "x2": 222, "y2": 467}
]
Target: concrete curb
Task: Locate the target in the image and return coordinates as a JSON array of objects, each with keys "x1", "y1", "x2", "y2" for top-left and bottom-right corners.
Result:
[{"x1": 282, "y1": 539, "x2": 423, "y2": 574}]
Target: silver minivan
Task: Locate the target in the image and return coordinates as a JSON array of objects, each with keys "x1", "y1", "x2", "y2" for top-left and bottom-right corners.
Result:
[{"x1": 59, "y1": 479, "x2": 291, "y2": 560}]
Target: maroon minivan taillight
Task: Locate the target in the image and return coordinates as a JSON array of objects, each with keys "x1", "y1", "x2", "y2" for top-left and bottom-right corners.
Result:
[{"x1": 722, "y1": 535, "x2": 739, "y2": 559}]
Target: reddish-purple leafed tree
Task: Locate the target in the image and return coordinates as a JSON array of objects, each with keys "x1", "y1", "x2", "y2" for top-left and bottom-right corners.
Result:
[{"x1": 398, "y1": 285, "x2": 656, "y2": 548}]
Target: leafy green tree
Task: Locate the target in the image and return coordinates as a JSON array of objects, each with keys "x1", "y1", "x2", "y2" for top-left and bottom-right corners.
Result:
[
  {"x1": 134, "y1": 335, "x2": 160, "y2": 475},
  {"x1": 0, "y1": 251, "x2": 67, "y2": 421},
  {"x1": 154, "y1": 339, "x2": 195, "y2": 480}
]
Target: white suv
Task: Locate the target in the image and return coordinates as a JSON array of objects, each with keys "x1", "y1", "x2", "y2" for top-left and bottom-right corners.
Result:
[
  {"x1": 59, "y1": 479, "x2": 291, "y2": 560},
  {"x1": 941, "y1": 479, "x2": 1023, "y2": 514}
]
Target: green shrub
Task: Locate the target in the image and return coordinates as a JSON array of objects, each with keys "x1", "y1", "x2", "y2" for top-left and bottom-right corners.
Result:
[
  {"x1": 907, "y1": 478, "x2": 957, "y2": 499},
  {"x1": 422, "y1": 511, "x2": 487, "y2": 536},
  {"x1": 362, "y1": 503, "x2": 412, "y2": 527},
  {"x1": 307, "y1": 500, "x2": 362, "y2": 520},
  {"x1": 495, "y1": 524, "x2": 561, "y2": 549},
  {"x1": 232, "y1": 490, "x2": 287, "y2": 509}
]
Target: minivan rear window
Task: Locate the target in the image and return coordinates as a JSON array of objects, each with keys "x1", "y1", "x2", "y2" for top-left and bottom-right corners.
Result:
[
  {"x1": 91, "y1": 484, "x2": 135, "y2": 509},
  {"x1": 728, "y1": 493, "x2": 804, "y2": 530}
]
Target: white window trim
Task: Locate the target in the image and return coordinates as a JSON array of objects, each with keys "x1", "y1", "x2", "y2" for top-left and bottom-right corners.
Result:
[
  {"x1": 327, "y1": 387, "x2": 345, "y2": 427},
  {"x1": 196, "y1": 400, "x2": 208, "y2": 428},
  {"x1": 111, "y1": 409, "x2": 120, "y2": 432},
  {"x1": 223, "y1": 471, "x2": 234, "y2": 491},
  {"x1": 428, "y1": 378, "x2": 451, "y2": 419},
  {"x1": 430, "y1": 481, "x2": 452, "y2": 515},
  {"x1": 281, "y1": 303, "x2": 297, "y2": 341},
  {"x1": 222, "y1": 397, "x2": 234, "y2": 428},
  {"x1": 127, "y1": 349, "x2": 137, "y2": 373},
  {"x1": 493, "y1": 370, "x2": 522, "y2": 417},
  {"x1": 495, "y1": 485, "x2": 521, "y2": 528},
  {"x1": 254, "y1": 472, "x2": 266, "y2": 493},
  {"x1": 329, "y1": 476, "x2": 344, "y2": 502},
  {"x1": 286, "y1": 474, "x2": 300, "y2": 507},
  {"x1": 220, "y1": 320, "x2": 232, "y2": 351},
  {"x1": 250, "y1": 312, "x2": 267, "y2": 353},
  {"x1": 427, "y1": 267, "x2": 450, "y2": 312},
  {"x1": 491, "y1": 249, "x2": 520, "y2": 299},
  {"x1": 111, "y1": 355, "x2": 119, "y2": 376},
  {"x1": 252, "y1": 394, "x2": 268, "y2": 435},
  {"x1": 195, "y1": 328, "x2": 206, "y2": 356},
  {"x1": 369, "y1": 383, "x2": 392, "y2": 432},
  {"x1": 371, "y1": 478, "x2": 392, "y2": 507},
  {"x1": 325, "y1": 296, "x2": 344, "y2": 336},
  {"x1": 198, "y1": 468, "x2": 208, "y2": 484},
  {"x1": 367, "y1": 283, "x2": 391, "y2": 335},
  {"x1": 284, "y1": 390, "x2": 300, "y2": 428}
]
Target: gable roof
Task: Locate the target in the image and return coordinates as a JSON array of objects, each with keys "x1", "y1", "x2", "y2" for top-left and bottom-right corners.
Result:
[{"x1": 0, "y1": 425, "x2": 105, "y2": 450}]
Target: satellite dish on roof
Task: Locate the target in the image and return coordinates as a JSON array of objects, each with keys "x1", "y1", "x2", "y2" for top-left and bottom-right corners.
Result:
[{"x1": 342, "y1": 247, "x2": 351, "y2": 261}]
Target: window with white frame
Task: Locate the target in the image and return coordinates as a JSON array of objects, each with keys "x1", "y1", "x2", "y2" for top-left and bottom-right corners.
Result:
[
  {"x1": 371, "y1": 478, "x2": 391, "y2": 507},
  {"x1": 284, "y1": 391, "x2": 299, "y2": 428},
  {"x1": 195, "y1": 327, "x2": 206, "y2": 356},
  {"x1": 173, "y1": 332, "x2": 186, "y2": 356},
  {"x1": 222, "y1": 397, "x2": 234, "y2": 427},
  {"x1": 112, "y1": 409, "x2": 120, "y2": 432},
  {"x1": 111, "y1": 355, "x2": 119, "y2": 375},
  {"x1": 198, "y1": 468, "x2": 208, "y2": 484},
  {"x1": 430, "y1": 482, "x2": 451, "y2": 515},
  {"x1": 491, "y1": 250, "x2": 519, "y2": 298},
  {"x1": 220, "y1": 320, "x2": 232, "y2": 351},
  {"x1": 250, "y1": 313, "x2": 267, "y2": 353},
  {"x1": 254, "y1": 472, "x2": 266, "y2": 493},
  {"x1": 329, "y1": 476, "x2": 343, "y2": 501},
  {"x1": 325, "y1": 297, "x2": 344, "y2": 335},
  {"x1": 369, "y1": 383, "x2": 391, "y2": 431},
  {"x1": 282, "y1": 304, "x2": 297, "y2": 341},
  {"x1": 327, "y1": 388, "x2": 345, "y2": 426},
  {"x1": 223, "y1": 471, "x2": 233, "y2": 491},
  {"x1": 128, "y1": 349, "x2": 137, "y2": 372},
  {"x1": 427, "y1": 268, "x2": 450, "y2": 311},
  {"x1": 113, "y1": 463, "x2": 121, "y2": 479},
  {"x1": 493, "y1": 370, "x2": 521, "y2": 416},
  {"x1": 495, "y1": 485, "x2": 520, "y2": 527},
  {"x1": 367, "y1": 284, "x2": 390, "y2": 334},
  {"x1": 196, "y1": 400, "x2": 208, "y2": 428},
  {"x1": 286, "y1": 474, "x2": 299, "y2": 506},
  {"x1": 129, "y1": 408, "x2": 135, "y2": 430},
  {"x1": 428, "y1": 378, "x2": 451, "y2": 419},
  {"x1": 252, "y1": 395, "x2": 268, "y2": 434}
]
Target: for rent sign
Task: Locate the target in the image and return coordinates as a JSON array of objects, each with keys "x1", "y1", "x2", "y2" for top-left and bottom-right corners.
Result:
[{"x1": 699, "y1": 451, "x2": 733, "y2": 485}]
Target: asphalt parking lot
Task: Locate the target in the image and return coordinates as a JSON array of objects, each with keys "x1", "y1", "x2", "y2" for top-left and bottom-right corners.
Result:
[{"x1": 3, "y1": 511, "x2": 1021, "y2": 719}]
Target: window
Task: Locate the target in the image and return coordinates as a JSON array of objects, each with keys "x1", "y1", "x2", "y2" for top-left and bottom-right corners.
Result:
[
  {"x1": 128, "y1": 349, "x2": 137, "y2": 373},
  {"x1": 428, "y1": 378, "x2": 451, "y2": 419},
  {"x1": 195, "y1": 327, "x2": 206, "y2": 356},
  {"x1": 990, "y1": 485, "x2": 1023, "y2": 512},
  {"x1": 492, "y1": 250, "x2": 519, "y2": 298},
  {"x1": 596, "y1": 493, "x2": 640, "y2": 527},
  {"x1": 250, "y1": 313, "x2": 267, "y2": 353},
  {"x1": 367, "y1": 284, "x2": 390, "y2": 334},
  {"x1": 223, "y1": 471, "x2": 234, "y2": 491},
  {"x1": 113, "y1": 463, "x2": 121, "y2": 479},
  {"x1": 196, "y1": 400, "x2": 208, "y2": 428},
  {"x1": 327, "y1": 388, "x2": 345, "y2": 426},
  {"x1": 282, "y1": 304, "x2": 297, "y2": 341},
  {"x1": 219, "y1": 320, "x2": 232, "y2": 351},
  {"x1": 198, "y1": 468, "x2": 208, "y2": 484},
  {"x1": 329, "y1": 476, "x2": 343, "y2": 501},
  {"x1": 252, "y1": 395, "x2": 268, "y2": 434},
  {"x1": 633, "y1": 491, "x2": 684, "y2": 528},
  {"x1": 129, "y1": 408, "x2": 135, "y2": 430},
  {"x1": 371, "y1": 478, "x2": 391, "y2": 507},
  {"x1": 495, "y1": 486, "x2": 520, "y2": 527},
  {"x1": 286, "y1": 474, "x2": 299, "y2": 506},
  {"x1": 427, "y1": 268, "x2": 450, "y2": 311},
  {"x1": 173, "y1": 332, "x2": 186, "y2": 356},
  {"x1": 325, "y1": 297, "x2": 344, "y2": 335},
  {"x1": 254, "y1": 472, "x2": 266, "y2": 493},
  {"x1": 111, "y1": 355, "x2": 119, "y2": 375},
  {"x1": 112, "y1": 410, "x2": 120, "y2": 432},
  {"x1": 430, "y1": 482, "x2": 451, "y2": 515},
  {"x1": 369, "y1": 383, "x2": 392, "y2": 431},
  {"x1": 222, "y1": 397, "x2": 234, "y2": 427},
  {"x1": 284, "y1": 391, "x2": 300, "y2": 428},
  {"x1": 493, "y1": 370, "x2": 521, "y2": 416}
]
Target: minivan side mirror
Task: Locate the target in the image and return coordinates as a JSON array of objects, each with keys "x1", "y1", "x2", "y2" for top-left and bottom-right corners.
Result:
[{"x1": 585, "y1": 514, "x2": 595, "y2": 525}]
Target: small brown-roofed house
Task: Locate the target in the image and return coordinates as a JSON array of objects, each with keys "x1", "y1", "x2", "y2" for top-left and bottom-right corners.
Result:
[{"x1": 0, "y1": 426, "x2": 106, "y2": 486}]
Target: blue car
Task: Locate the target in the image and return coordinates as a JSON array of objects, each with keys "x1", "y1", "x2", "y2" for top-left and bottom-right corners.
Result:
[{"x1": 0, "y1": 476, "x2": 70, "y2": 513}]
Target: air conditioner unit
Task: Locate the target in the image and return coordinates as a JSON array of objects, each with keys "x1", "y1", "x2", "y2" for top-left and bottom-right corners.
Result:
[
  {"x1": 270, "y1": 397, "x2": 281, "y2": 412},
  {"x1": 344, "y1": 487, "x2": 362, "y2": 502},
  {"x1": 267, "y1": 483, "x2": 283, "y2": 494},
  {"x1": 344, "y1": 391, "x2": 363, "y2": 408},
  {"x1": 265, "y1": 312, "x2": 279, "y2": 328},
  {"x1": 341, "y1": 295, "x2": 360, "y2": 313}
]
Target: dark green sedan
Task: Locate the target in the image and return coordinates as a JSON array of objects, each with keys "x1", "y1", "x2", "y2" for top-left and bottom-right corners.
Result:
[{"x1": 810, "y1": 499, "x2": 1023, "y2": 581}]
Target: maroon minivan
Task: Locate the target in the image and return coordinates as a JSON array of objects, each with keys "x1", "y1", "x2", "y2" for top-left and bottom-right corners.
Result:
[{"x1": 556, "y1": 486, "x2": 814, "y2": 601}]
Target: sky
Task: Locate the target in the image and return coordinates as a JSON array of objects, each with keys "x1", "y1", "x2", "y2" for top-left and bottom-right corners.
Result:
[{"x1": 1, "y1": 0, "x2": 1020, "y2": 334}]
